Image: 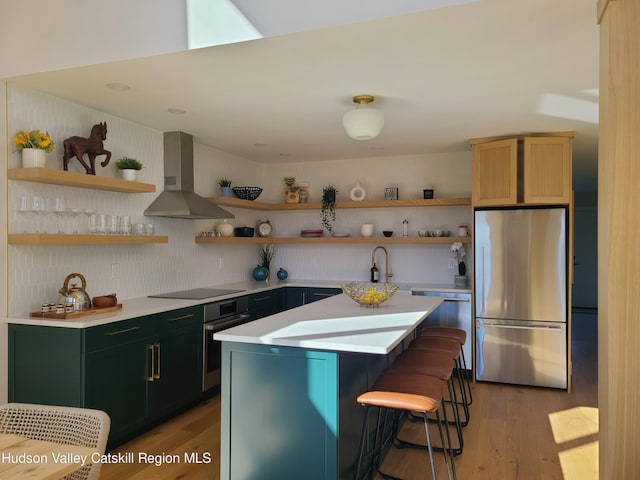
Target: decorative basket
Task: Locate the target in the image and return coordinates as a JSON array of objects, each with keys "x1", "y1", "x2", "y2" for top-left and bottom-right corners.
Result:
[
  {"x1": 341, "y1": 282, "x2": 400, "y2": 307},
  {"x1": 232, "y1": 186, "x2": 263, "y2": 201}
]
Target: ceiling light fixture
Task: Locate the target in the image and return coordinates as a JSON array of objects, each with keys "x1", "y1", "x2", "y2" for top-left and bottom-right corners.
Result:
[
  {"x1": 342, "y1": 95, "x2": 384, "y2": 141},
  {"x1": 105, "y1": 82, "x2": 131, "y2": 92}
]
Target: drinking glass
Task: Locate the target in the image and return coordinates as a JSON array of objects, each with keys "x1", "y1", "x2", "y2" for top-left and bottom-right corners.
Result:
[
  {"x1": 95, "y1": 214, "x2": 107, "y2": 235},
  {"x1": 18, "y1": 195, "x2": 32, "y2": 233},
  {"x1": 119, "y1": 216, "x2": 131, "y2": 235},
  {"x1": 70, "y1": 208, "x2": 84, "y2": 234},
  {"x1": 32, "y1": 196, "x2": 48, "y2": 233},
  {"x1": 53, "y1": 197, "x2": 67, "y2": 233},
  {"x1": 107, "y1": 215, "x2": 119, "y2": 235}
]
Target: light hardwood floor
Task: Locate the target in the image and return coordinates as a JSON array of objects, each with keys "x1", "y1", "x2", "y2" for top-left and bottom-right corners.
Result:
[{"x1": 100, "y1": 311, "x2": 597, "y2": 480}]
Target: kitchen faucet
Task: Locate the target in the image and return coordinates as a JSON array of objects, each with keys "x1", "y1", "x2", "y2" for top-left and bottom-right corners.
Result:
[{"x1": 371, "y1": 246, "x2": 393, "y2": 283}]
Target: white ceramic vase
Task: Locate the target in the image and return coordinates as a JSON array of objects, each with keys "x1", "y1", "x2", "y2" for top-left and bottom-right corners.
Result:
[
  {"x1": 21, "y1": 148, "x2": 46, "y2": 168},
  {"x1": 121, "y1": 169, "x2": 137, "y2": 181}
]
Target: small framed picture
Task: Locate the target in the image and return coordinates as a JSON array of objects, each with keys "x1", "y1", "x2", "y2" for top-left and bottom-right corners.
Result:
[{"x1": 384, "y1": 187, "x2": 398, "y2": 200}]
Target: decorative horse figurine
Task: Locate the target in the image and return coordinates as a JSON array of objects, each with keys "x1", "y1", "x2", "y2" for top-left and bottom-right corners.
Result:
[{"x1": 62, "y1": 122, "x2": 112, "y2": 175}]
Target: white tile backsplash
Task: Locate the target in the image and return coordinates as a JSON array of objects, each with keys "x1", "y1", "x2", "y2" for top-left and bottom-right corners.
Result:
[{"x1": 6, "y1": 85, "x2": 472, "y2": 316}]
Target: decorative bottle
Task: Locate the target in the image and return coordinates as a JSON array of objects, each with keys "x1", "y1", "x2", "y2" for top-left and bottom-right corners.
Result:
[{"x1": 370, "y1": 263, "x2": 379, "y2": 283}]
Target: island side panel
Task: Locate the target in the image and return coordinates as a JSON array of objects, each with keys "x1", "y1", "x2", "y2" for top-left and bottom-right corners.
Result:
[{"x1": 221, "y1": 342, "x2": 339, "y2": 480}]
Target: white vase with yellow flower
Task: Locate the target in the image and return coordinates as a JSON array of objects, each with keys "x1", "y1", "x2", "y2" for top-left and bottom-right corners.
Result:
[{"x1": 14, "y1": 130, "x2": 55, "y2": 168}]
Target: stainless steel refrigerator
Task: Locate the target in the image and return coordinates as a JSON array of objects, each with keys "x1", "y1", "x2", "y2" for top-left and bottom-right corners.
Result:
[{"x1": 474, "y1": 207, "x2": 568, "y2": 389}]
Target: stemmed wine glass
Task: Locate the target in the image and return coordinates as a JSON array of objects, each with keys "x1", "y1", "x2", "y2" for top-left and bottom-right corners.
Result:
[
  {"x1": 32, "y1": 196, "x2": 48, "y2": 233},
  {"x1": 18, "y1": 195, "x2": 32, "y2": 233},
  {"x1": 53, "y1": 197, "x2": 67, "y2": 234},
  {"x1": 70, "y1": 208, "x2": 84, "y2": 234}
]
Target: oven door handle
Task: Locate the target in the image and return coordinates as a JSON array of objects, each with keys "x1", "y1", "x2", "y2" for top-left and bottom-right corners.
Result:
[{"x1": 204, "y1": 313, "x2": 251, "y2": 331}]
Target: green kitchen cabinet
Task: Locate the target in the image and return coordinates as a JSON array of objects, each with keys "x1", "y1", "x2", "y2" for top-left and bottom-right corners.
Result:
[
  {"x1": 283, "y1": 286, "x2": 342, "y2": 310},
  {"x1": 248, "y1": 289, "x2": 284, "y2": 320},
  {"x1": 305, "y1": 287, "x2": 343, "y2": 304},
  {"x1": 8, "y1": 325, "x2": 83, "y2": 406},
  {"x1": 148, "y1": 308, "x2": 203, "y2": 420},
  {"x1": 84, "y1": 325, "x2": 152, "y2": 444},
  {"x1": 284, "y1": 287, "x2": 306, "y2": 309},
  {"x1": 8, "y1": 305, "x2": 203, "y2": 448}
]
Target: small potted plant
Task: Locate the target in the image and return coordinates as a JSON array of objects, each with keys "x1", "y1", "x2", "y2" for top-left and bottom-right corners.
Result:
[
  {"x1": 253, "y1": 244, "x2": 275, "y2": 283},
  {"x1": 321, "y1": 185, "x2": 338, "y2": 235},
  {"x1": 13, "y1": 129, "x2": 55, "y2": 168},
  {"x1": 115, "y1": 156, "x2": 143, "y2": 181},
  {"x1": 218, "y1": 178, "x2": 232, "y2": 197}
]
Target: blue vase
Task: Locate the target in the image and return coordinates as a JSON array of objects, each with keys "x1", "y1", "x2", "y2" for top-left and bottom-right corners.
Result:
[
  {"x1": 277, "y1": 268, "x2": 288, "y2": 280},
  {"x1": 252, "y1": 265, "x2": 269, "y2": 281}
]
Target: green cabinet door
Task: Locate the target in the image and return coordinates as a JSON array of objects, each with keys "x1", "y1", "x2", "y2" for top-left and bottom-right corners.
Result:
[
  {"x1": 248, "y1": 290, "x2": 284, "y2": 320},
  {"x1": 83, "y1": 317, "x2": 154, "y2": 447},
  {"x1": 149, "y1": 307, "x2": 203, "y2": 420},
  {"x1": 284, "y1": 287, "x2": 305, "y2": 309},
  {"x1": 305, "y1": 287, "x2": 343, "y2": 304},
  {"x1": 84, "y1": 340, "x2": 151, "y2": 446}
]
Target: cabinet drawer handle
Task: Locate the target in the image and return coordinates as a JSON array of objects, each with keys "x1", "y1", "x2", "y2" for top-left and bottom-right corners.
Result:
[
  {"x1": 443, "y1": 298, "x2": 470, "y2": 303},
  {"x1": 252, "y1": 296, "x2": 271, "y2": 302},
  {"x1": 147, "y1": 344, "x2": 155, "y2": 382},
  {"x1": 105, "y1": 326, "x2": 141, "y2": 336},
  {"x1": 154, "y1": 343, "x2": 161, "y2": 380},
  {"x1": 312, "y1": 293, "x2": 334, "y2": 297},
  {"x1": 166, "y1": 314, "x2": 194, "y2": 322}
]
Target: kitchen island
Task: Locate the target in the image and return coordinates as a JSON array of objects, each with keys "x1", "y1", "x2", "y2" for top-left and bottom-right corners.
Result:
[{"x1": 214, "y1": 292, "x2": 443, "y2": 480}]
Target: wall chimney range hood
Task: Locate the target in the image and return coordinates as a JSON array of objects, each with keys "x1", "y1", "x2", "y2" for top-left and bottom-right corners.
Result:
[{"x1": 144, "y1": 132, "x2": 234, "y2": 219}]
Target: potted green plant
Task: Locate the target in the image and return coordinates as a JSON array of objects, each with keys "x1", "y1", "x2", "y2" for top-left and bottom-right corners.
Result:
[
  {"x1": 321, "y1": 185, "x2": 338, "y2": 235},
  {"x1": 218, "y1": 178, "x2": 232, "y2": 197},
  {"x1": 253, "y1": 244, "x2": 275, "y2": 283},
  {"x1": 115, "y1": 156, "x2": 143, "y2": 181}
]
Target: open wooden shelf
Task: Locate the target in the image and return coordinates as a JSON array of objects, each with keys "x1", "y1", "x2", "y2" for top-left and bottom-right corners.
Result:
[
  {"x1": 8, "y1": 234, "x2": 168, "y2": 245},
  {"x1": 8, "y1": 168, "x2": 156, "y2": 193},
  {"x1": 206, "y1": 196, "x2": 471, "y2": 211},
  {"x1": 195, "y1": 236, "x2": 471, "y2": 245}
]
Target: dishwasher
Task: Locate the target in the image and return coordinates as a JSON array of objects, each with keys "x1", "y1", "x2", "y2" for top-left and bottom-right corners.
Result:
[{"x1": 411, "y1": 290, "x2": 473, "y2": 372}]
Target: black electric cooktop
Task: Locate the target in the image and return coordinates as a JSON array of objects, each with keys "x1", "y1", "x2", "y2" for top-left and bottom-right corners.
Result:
[{"x1": 149, "y1": 288, "x2": 244, "y2": 300}]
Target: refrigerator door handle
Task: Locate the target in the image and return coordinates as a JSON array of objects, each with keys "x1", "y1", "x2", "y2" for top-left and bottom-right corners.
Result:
[{"x1": 477, "y1": 320, "x2": 563, "y2": 331}]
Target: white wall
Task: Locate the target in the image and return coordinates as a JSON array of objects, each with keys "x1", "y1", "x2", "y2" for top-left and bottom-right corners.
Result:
[{"x1": 0, "y1": 0, "x2": 188, "y2": 78}]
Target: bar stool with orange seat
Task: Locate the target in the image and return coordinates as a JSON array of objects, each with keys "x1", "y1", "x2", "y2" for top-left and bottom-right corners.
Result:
[
  {"x1": 354, "y1": 371, "x2": 456, "y2": 480},
  {"x1": 386, "y1": 349, "x2": 464, "y2": 456},
  {"x1": 420, "y1": 327, "x2": 473, "y2": 405},
  {"x1": 409, "y1": 336, "x2": 470, "y2": 427}
]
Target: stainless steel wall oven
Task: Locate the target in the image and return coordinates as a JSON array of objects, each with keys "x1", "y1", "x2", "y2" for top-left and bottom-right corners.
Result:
[{"x1": 203, "y1": 296, "x2": 249, "y2": 392}]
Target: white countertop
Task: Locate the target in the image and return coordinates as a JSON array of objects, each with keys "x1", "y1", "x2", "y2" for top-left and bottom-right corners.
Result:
[
  {"x1": 3, "y1": 279, "x2": 466, "y2": 329},
  {"x1": 214, "y1": 292, "x2": 443, "y2": 354}
]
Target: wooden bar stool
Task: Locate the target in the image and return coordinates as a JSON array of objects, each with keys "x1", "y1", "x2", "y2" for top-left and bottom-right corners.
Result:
[
  {"x1": 409, "y1": 337, "x2": 470, "y2": 427},
  {"x1": 386, "y1": 349, "x2": 464, "y2": 456},
  {"x1": 420, "y1": 327, "x2": 473, "y2": 405},
  {"x1": 355, "y1": 371, "x2": 455, "y2": 480}
]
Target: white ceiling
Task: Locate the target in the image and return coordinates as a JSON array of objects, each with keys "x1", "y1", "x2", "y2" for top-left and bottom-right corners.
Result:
[{"x1": 6, "y1": 0, "x2": 599, "y2": 191}]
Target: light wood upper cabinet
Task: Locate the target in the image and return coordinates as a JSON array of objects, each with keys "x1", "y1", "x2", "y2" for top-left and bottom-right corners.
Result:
[
  {"x1": 470, "y1": 133, "x2": 573, "y2": 206},
  {"x1": 523, "y1": 136, "x2": 572, "y2": 204},
  {"x1": 471, "y1": 138, "x2": 518, "y2": 206}
]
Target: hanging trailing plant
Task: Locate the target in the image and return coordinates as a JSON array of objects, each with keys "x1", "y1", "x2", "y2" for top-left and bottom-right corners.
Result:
[{"x1": 321, "y1": 185, "x2": 338, "y2": 235}]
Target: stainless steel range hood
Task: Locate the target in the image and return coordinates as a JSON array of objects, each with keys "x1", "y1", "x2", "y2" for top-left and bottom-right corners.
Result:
[{"x1": 144, "y1": 132, "x2": 234, "y2": 219}]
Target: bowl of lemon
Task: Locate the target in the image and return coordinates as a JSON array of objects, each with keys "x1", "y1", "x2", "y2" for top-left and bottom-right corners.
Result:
[{"x1": 341, "y1": 282, "x2": 400, "y2": 307}]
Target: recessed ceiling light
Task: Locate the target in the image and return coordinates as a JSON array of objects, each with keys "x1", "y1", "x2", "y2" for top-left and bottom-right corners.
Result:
[
  {"x1": 106, "y1": 82, "x2": 131, "y2": 92},
  {"x1": 168, "y1": 108, "x2": 186, "y2": 115}
]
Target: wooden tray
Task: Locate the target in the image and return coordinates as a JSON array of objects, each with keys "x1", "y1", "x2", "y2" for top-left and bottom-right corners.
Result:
[{"x1": 30, "y1": 304, "x2": 122, "y2": 319}]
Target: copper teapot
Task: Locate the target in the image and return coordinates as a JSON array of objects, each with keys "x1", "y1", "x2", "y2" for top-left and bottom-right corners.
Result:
[{"x1": 58, "y1": 273, "x2": 91, "y2": 311}]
